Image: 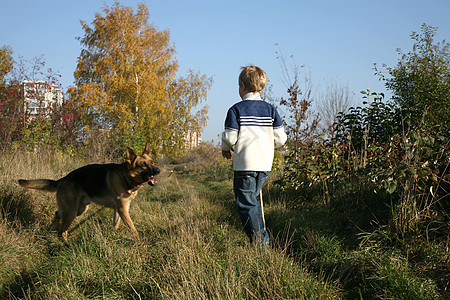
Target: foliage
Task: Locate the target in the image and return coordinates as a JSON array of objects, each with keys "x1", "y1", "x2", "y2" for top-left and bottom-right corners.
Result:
[
  {"x1": 70, "y1": 2, "x2": 212, "y2": 157},
  {"x1": 0, "y1": 45, "x2": 13, "y2": 84},
  {"x1": 0, "y1": 46, "x2": 22, "y2": 145},
  {"x1": 0, "y1": 82, "x2": 23, "y2": 146},
  {"x1": 279, "y1": 74, "x2": 319, "y2": 150},
  {"x1": 49, "y1": 100, "x2": 81, "y2": 148},
  {"x1": 331, "y1": 88, "x2": 449, "y2": 237},
  {"x1": 0, "y1": 51, "x2": 79, "y2": 150},
  {"x1": 280, "y1": 87, "x2": 448, "y2": 232},
  {"x1": 20, "y1": 118, "x2": 54, "y2": 150},
  {"x1": 276, "y1": 79, "x2": 448, "y2": 297},
  {"x1": 376, "y1": 23, "x2": 450, "y2": 133},
  {"x1": 333, "y1": 90, "x2": 403, "y2": 152}
]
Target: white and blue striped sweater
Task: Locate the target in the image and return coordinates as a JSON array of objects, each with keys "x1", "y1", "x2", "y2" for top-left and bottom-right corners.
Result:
[{"x1": 222, "y1": 93, "x2": 287, "y2": 171}]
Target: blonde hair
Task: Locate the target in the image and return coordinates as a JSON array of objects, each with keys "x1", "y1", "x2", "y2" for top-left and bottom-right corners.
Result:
[{"x1": 238, "y1": 65, "x2": 267, "y2": 92}]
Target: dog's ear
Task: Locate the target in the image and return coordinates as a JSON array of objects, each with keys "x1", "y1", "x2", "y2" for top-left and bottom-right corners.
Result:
[
  {"x1": 142, "y1": 143, "x2": 151, "y2": 156},
  {"x1": 126, "y1": 147, "x2": 137, "y2": 164}
]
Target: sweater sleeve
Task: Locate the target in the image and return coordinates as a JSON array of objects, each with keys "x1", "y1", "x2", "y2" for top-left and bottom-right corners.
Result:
[
  {"x1": 273, "y1": 108, "x2": 287, "y2": 149},
  {"x1": 222, "y1": 108, "x2": 239, "y2": 151},
  {"x1": 274, "y1": 127, "x2": 287, "y2": 149}
]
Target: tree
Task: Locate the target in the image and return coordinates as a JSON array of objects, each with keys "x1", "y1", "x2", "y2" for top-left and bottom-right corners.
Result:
[
  {"x1": 279, "y1": 70, "x2": 319, "y2": 152},
  {"x1": 0, "y1": 46, "x2": 13, "y2": 85},
  {"x1": 0, "y1": 46, "x2": 22, "y2": 146},
  {"x1": 317, "y1": 80, "x2": 353, "y2": 137},
  {"x1": 376, "y1": 24, "x2": 450, "y2": 133},
  {"x1": 70, "y1": 2, "x2": 212, "y2": 156},
  {"x1": 333, "y1": 90, "x2": 403, "y2": 167},
  {"x1": 275, "y1": 45, "x2": 319, "y2": 154}
]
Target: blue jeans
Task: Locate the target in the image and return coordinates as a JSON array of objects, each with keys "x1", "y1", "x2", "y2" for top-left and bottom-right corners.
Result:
[{"x1": 234, "y1": 171, "x2": 270, "y2": 245}]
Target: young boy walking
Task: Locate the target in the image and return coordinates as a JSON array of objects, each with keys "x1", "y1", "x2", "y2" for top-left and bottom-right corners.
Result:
[{"x1": 222, "y1": 65, "x2": 287, "y2": 245}]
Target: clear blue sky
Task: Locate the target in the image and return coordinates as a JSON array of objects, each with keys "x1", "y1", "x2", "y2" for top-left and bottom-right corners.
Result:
[{"x1": 1, "y1": 0, "x2": 449, "y2": 142}]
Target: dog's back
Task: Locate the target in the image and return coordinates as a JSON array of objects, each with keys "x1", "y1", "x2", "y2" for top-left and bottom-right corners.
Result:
[{"x1": 62, "y1": 163, "x2": 124, "y2": 197}]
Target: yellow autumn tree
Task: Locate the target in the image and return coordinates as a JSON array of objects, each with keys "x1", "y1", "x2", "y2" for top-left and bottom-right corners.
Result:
[
  {"x1": 69, "y1": 2, "x2": 212, "y2": 156},
  {"x1": 0, "y1": 46, "x2": 14, "y2": 84}
]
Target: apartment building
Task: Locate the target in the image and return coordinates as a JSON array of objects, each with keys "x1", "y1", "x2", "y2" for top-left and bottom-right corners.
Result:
[
  {"x1": 186, "y1": 130, "x2": 202, "y2": 149},
  {"x1": 21, "y1": 80, "x2": 63, "y2": 117}
]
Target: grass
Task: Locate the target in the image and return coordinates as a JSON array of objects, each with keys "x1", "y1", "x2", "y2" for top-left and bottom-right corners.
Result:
[
  {"x1": 0, "y1": 147, "x2": 339, "y2": 299},
  {"x1": 0, "y1": 145, "x2": 448, "y2": 299}
]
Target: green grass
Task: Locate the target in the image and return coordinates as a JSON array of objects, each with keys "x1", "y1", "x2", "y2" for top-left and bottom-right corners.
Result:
[{"x1": 0, "y1": 147, "x2": 447, "y2": 299}]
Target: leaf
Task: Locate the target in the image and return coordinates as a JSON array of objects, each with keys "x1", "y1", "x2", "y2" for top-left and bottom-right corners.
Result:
[{"x1": 385, "y1": 181, "x2": 397, "y2": 194}]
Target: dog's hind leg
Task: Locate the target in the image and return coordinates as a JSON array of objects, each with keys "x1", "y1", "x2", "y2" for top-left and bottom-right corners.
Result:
[
  {"x1": 60, "y1": 210, "x2": 77, "y2": 244},
  {"x1": 77, "y1": 196, "x2": 90, "y2": 216},
  {"x1": 56, "y1": 182, "x2": 79, "y2": 243},
  {"x1": 49, "y1": 210, "x2": 61, "y2": 232},
  {"x1": 113, "y1": 209, "x2": 121, "y2": 230}
]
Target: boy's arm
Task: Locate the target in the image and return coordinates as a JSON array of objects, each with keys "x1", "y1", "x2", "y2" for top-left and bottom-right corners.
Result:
[
  {"x1": 222, "y1": 129, "x2": 238, "y2": 151},
  {"x1": 273, "y1": 108, "x2": 287, "y2": 149},
  {"x1": 274, "y1": 127, "x2": 287, "y2": 149},
  {"x1": 221, "y1": 108, "x2": 239, "y2": 154}
]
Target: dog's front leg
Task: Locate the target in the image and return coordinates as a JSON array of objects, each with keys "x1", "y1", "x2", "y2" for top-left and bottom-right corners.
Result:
[{"x1": 116, "y1": 202, "x2": 139, "y2": 240}]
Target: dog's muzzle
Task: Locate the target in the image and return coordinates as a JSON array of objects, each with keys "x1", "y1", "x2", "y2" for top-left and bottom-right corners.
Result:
[{"x1": 146, "y1": 167, "x2": 160, "y2": 186}]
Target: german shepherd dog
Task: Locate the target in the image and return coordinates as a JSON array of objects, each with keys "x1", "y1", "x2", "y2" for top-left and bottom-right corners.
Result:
[{"x1": 18, "y1": 144, "x2": 160, "y2": 243}]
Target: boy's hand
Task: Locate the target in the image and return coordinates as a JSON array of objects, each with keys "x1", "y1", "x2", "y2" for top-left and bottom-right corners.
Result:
[{"x1": 222, "y1": 150, "x2": 232, "y2": 159}]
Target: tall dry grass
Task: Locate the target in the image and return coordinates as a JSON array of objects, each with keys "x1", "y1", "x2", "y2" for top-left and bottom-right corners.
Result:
[
  {"x1": 0, "y1": 147, "x2": 340, "y2": 299},
  {"x1": 2, "y1": 144, "x2": 444, "y2": 299}
]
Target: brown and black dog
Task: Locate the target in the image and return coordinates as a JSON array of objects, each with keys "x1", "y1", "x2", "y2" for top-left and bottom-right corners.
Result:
[{"x1": 18, "y1": 143, "x2": 160, "y2": 243}]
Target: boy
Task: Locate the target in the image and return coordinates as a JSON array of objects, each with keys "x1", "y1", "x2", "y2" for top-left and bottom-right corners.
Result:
[{"x1": 222, "y1": 65, "x2": 287, "y2": 245}]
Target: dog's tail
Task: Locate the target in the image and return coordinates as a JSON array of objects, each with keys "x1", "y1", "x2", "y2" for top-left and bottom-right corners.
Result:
[{"x1": 18, "y1": 179, "x2": 59, "y2": 192}]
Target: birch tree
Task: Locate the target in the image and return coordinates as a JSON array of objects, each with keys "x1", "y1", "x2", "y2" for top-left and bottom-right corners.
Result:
[{"x1": 70, "y1": 2, "x2": 212, "y2": 156}]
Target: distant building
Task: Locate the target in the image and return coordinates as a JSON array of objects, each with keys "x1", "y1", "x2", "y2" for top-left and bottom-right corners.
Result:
[
  {"x1": 21, "y1": 80, "x2": 63, "y2": 117},
  {"x1": 186, "y1": 130, "x2": 202, "y2": 149}
]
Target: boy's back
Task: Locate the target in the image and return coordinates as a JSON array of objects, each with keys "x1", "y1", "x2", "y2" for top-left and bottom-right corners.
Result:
[{"x1": 222, "y1": 97, "x2": 286, "y2": 171}]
